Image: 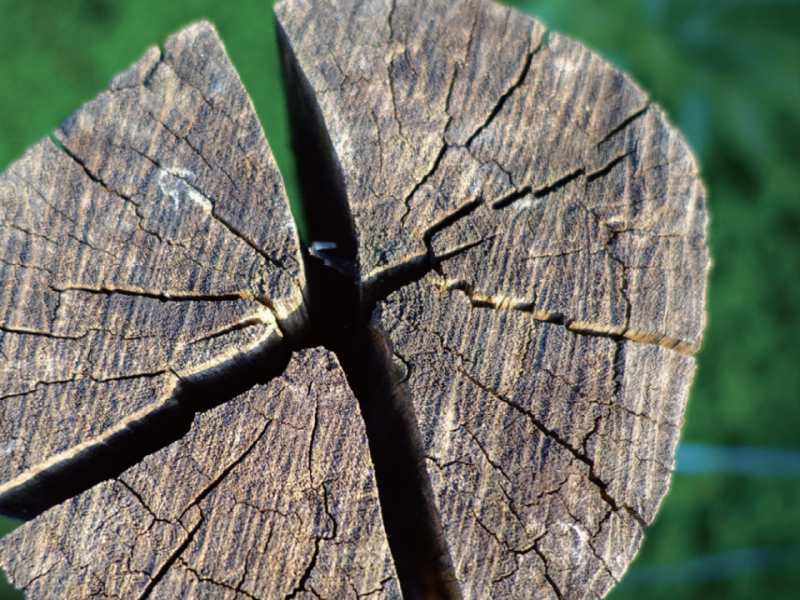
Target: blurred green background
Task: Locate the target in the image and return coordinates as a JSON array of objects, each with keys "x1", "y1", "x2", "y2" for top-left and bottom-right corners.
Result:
[{"x1": 0, "y1": 0, "x2": 797, "y2": 598}]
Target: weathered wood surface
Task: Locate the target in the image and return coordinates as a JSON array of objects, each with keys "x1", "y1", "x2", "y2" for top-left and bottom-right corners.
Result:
[
  {"x1": 276, "y1": 0, "x2": 709, "y2": 598},
  {"x1": 0, "y1": 1, "x2": 710, "y2": 599},
  {"x1": 374, "y1": 275, "x2": 695, "y2": 598},
  {"x1": 276, "y1": 0, "x2": 706, "y2": 351},
  {"x1": 0, "y1": 22, "x2": 305, "y2": 516},
  {"x1": 0, "y1": 348, "x2": 401, "y2": 599}
]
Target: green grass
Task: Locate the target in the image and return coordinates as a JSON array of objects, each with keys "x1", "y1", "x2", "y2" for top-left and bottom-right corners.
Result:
[
  {"x1": 612, "y1": 568, "x2": 800, "y2": 600},
  {"x1": 1, "y1": 1, "x2": 798, "y2": 599}
]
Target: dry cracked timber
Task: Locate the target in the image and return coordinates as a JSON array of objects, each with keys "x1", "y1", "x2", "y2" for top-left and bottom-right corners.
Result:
[{"x1": 0, "y1": 1, "x2": 708, "y2": 599}]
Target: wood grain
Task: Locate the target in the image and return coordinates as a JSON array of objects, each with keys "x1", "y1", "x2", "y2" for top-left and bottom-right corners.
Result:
[
  {"x1": 0, "y1": 1, "x2": 710, "y2": 598},
  {"x1": 374, "y1": 274, "x2": 695, "y2": 599},
  {"x1": 276, "y1": 0, "x2": 709, "y2": 597},
  {"x1": 0, "y1": 21, "x2": 305, "y2": 517},
  {"x1": 0, "y1": 348, "x2": 401, "y2": 599}
]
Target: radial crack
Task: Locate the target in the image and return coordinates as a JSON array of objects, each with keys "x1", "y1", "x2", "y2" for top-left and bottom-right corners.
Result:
[
  {"x1": 126, "y1": 145, "x2": 290, "y2": 274},
  {"x1": 595, "y1": 103, "x2": 649, "y2": 147},
  {"x1": 437, "y1": 277, "x2": 694, "y2": 356},
  {"x1": 137, "y1": 513, "x2": 205, "y2": 600},
  {"x1": 453, "y1": 364, "x2": 646, "y2": 527},
  {"x1": 464, "y1": 36, "x2": 543, "y2": 147}
]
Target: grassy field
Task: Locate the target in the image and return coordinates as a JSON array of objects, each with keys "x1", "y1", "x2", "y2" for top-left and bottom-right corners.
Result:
[{"x1": 1, "y1": 0, "x2": 798, "y2": 598}]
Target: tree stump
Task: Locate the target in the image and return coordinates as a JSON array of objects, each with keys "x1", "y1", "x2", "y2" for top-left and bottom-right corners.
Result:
[{"x1": 0, "y1": 1, "x2": 709, "y2": 599}]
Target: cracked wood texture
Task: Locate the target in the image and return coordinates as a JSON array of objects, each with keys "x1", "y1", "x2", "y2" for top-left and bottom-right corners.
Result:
[
  {"x1": 0, "y1": 1, "x2": 709, "y2": 599},
  {"x1": 0, "y1": 22, "x2": 305, "y2": 517},
  {"x1": 277, "y1": 0, "x2": 709, "y2": 598},
  {"x1": 0, "y1": 349, "x2": 402, "y2": 599}
]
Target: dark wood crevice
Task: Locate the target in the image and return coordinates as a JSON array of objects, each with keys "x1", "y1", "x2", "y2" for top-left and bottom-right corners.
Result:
[
  {"x1": 277, "y1": 15, "x2": 461, "y2": 600},
  {"x1": 0, "y1": 328, "x2": 294, "y2": 521},
  {"x1": 2, "y1": 18, "x2": 467, "y2": 600}
]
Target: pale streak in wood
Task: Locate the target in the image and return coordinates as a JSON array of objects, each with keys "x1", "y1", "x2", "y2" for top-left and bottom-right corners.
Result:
[
  {"x1": 0, "y1": 22, "x2": 305, "y2": 509},
  {"x1": 0, "y1": 349, "x2": 402, "y2": 599},
  {"x1": 278, "y1": 0, "x2": 709, "y2": 598}
]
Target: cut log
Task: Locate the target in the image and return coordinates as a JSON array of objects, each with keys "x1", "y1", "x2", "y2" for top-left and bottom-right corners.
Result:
[
  {"x1": 276, "y1": 0, "x2": 709, "y2": 598},
  {"x1": 0, "y1": 1, "x2": 710, "y2": 599},
  {"x1": 0, "y1": 21, "x2": 306, "y2": 518},
  {"x1": 0, "y1": 348, "x2": 402, "y2": 599}
]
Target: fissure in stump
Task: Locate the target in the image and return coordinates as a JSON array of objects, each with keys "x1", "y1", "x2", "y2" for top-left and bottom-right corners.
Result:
[{"x1": 0, "y1": 1, "x2": 709, "y2": 599}]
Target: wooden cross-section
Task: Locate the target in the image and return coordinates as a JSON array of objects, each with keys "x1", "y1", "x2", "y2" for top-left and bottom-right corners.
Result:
[{"x1": 0, "y1": 2, "x2": 708, "y2": 598}]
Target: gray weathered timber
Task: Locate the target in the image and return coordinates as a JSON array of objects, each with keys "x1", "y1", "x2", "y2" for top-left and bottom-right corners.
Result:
[
  {"x1": 0, "y1": 21, "x2": 305, "y2": 516},
  {"x1": 277, "y1": 0, "x2": 709, "y2": 598},
  {"x1": 0, "y1": 349, "x2": 402, "y2": 599},
  {"x1": 374, "y1": 275, "x2": 695, "y2": 599},
  {"x1": 275, "y1": 0, "x2": 706, "y2": 351},
  {"x1": 0, "y1": 1, "x2": 710, "y2": 598}
]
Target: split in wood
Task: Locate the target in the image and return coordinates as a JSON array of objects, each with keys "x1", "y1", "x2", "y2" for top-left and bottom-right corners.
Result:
[{"x1": 0, "y1": 1, "x2": 709, "y2": 599}]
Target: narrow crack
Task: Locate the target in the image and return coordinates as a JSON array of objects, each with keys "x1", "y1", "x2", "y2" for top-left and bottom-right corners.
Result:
[
  {"x1": 48, "y1": 134, "x2": 135, "y2": 205},
  {"x1": 386, "y1": 56, "x2": 409, "y2": 145},
  {"x1": 116, "y1": 478, "x2": 173, "y2": 526},
  {"x1": 51, "y1": 130, "x2": 300, "y2": 302},
  {"x1": 595, "y1": 103, "x2": 650, "y2": 147},
  {"x1": 493, "y1": 149, "x2": 634, "y2": 211},
  {"x1": 140, "y1": 48, "x2": 164, "y2": 89},
  {"x1": 132, "y1": 419, "x2": 274, "y2": 598},
  {"x1": 399, "y1": 139, "x2": 449, "y2": 227},
  {"x1": 145, "y1": 109, "x2": 242, "y2": 193},
  {"x1": 453, "y1": 364, "x2": 646, "y2": 527},
  {"x1": 0, "y1": 324, "x2": 82, "y2": 341},
  {"x1": 48, "y1": 284, "x2": 250, "y2": 304},
  {"x1": 18, "y1": 566, "x2": 55, "y2": 593},
  {"x1": 307, "y1": 400, "x2": 320, "y2": 486},
  {"x1": 137, "y1": 512, "x2": 204, "y2": 600},
  {"x1": 157, "y1": 60, "x2": 262, "y2": 174},
  {"x1": 177, "y1": 556, "x2": 261, "y2": 600},
  {"x1": 125, "y1": 145, "x2": 289, "y2": 274},
  {"x1": 387, "y1": 0, "x2": 397, "y2": 41},
  {"x1": 284, "y1": 538, "x2": 321, "y2": 600},
  {"x1": 532, "y1": 540, "x2": 565, "y2": 600},
  {"x1": 585, "y1": 151, "x2": 634, "y2": 183},
  {"x1": 186, "y1": 316, "x2": 271, "y2": 345},
  {"x1": 562, "y1": 499, "x2": 621, "y2": 584},
  {"x1": 464, "y1": 41, "x2": 538, "y2": 147},
  {"x1": 180, "y1": 419, "x2": 273, "y2": 522},
  {"x1": 399, "y1": 24, "x2": 541, "y2": 231},
  {"x1": 438, "y1": 277, "x2": 694, "y2": 356}
]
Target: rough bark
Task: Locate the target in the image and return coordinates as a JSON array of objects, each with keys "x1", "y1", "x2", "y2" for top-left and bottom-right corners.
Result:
[
  {"x1": 0, "y1": 348, "x2": 402, "y2": 599},
  {"x1": 0, "y1": 1, "x2": 709, "y2": 599}
]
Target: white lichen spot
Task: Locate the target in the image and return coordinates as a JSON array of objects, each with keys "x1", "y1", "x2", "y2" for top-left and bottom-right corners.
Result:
[
  {"x1": 1, "y1": 440, "x2": 16, "y2": 457},
  {"x1": 157, "y1": 168, "x2": 213, "y2": 212},
  {"x1": 510, "y1": 197, "x2": 539, "y2": 211},
  {"x1": 552, "y1": 53, "x2": 579, "y2": 75},
  {"x1": 570, "y1": 524, "x2": 590, "y2": 564},
  {"x1": 186, "y1": 188, "x2": 213, "y2": 212}
]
